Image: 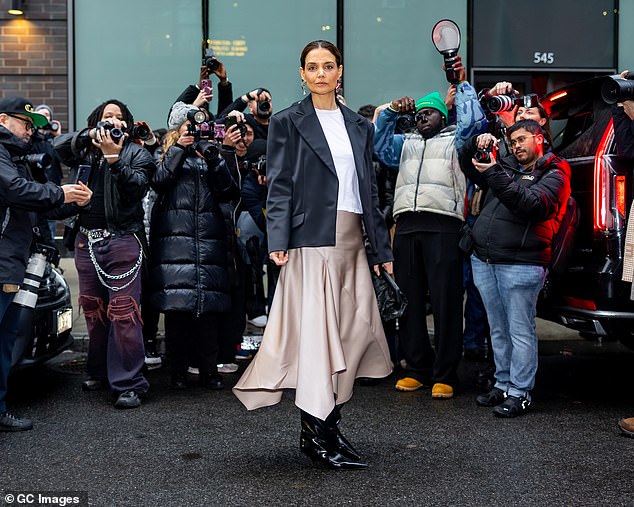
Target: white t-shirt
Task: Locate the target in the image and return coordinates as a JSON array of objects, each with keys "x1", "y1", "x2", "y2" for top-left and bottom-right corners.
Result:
[{"x1": 315, "y1": 108, "x2": 363, "y2": 214}]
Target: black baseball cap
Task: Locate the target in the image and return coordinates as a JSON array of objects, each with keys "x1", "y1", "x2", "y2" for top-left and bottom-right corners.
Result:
[{"x1": 0, "y1": 96, "x2": 48, "y2": 127}]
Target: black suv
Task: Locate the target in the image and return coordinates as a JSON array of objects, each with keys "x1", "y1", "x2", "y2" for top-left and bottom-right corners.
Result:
[{"x1": 537, "y1": 76, "x2": 634, "y2": 348}]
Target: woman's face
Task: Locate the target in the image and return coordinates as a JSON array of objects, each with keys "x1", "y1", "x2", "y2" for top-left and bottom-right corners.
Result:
[
  {"x1": 516, "y1": 106, "x2": 546, "y2": 127},
  {"x1": 179, "y1": 121, "x2": 191, "y2": 135},
  {"x1": 300, "y1": 47, "x2": 342, "y2": 96},
  {"x1": 101, "y1": 103, "x2": 123, "y2": 123}
]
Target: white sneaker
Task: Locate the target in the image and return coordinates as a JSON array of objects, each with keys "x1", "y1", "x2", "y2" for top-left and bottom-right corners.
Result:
[
  {"x1": 247, "y1": 315, "x2": 268, "y2": 327},
  {"x1": 187, "y1": 366, "x2": 200, "y2": 375},
  {"x1": 217, "y1": 363, "x2": 239, "y2": 373}
]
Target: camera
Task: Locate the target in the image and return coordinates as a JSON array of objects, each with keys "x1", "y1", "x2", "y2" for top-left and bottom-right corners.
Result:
[
  {"x1": 40, "y1": 120, "x2": 60, "y2": 132},
  {"x1": 224, "y1": 115, "x2": 247, "y2": 137},
  {"x1": 202, "y1": 48, "x2": 219, "y2": 72},
  {"x1": 395, "y1": 112, "x2": 417, "y2": 133},
  {"x1": 96, "y1": 121, "x2": 125, "y2": 142},
  {"x1": 256, "y1": 100, "x2": 271, "y2": 118},
  {"x1": 95, "y1": 121, "x2": 151, "y2": 141},
  {"x1": 184, "y1": 108, "x2": 221, "y2": 160},
  {"x1": 601, "y1": 73, "x2": 634, "y2": 104},
  {"x1": 194, "y1": 139, "x2": 221, "y2": 161},
  {"x1": 128, "y1": 123, "x2": 151, "y2": 141},
  {"x1": 254, "y1": 154, "x2": 266, "y2": 176},
  {"x1": 15, "y1": 153, "x2": 52, "y2": 170},
  {"x1": 484, "y1": 93, "x2": 540, "y2": 113},
  {"x1": 474, "y1": 143, "x2": 495, "y2": 164}
]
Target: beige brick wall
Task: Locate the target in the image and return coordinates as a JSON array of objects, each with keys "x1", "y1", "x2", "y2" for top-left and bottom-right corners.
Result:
[{"x1": 0, "y1": 0, "x2": 68, "y2": 128}]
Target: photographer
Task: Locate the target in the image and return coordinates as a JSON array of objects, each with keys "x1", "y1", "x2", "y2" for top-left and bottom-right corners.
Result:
[
  {"x1": 149, "y1": 108, "x2": 239, "y2": 390},
  {"x1": 216, "y1": 112, "x2": 256, "y2": 370},
  {"x1": 168, "y1": 60, "x2": 234, "y2": 124},
  {"x1": 219, "y1": 87, "x2": 272, "y2": 140},
  {"x1": 0, "y1": 97, "x2": 91, "y2": 431},
  {"x1": 32, "y1": 105, "x2": 65, "y2": 243},
  {"x1": 54, "y1": 99, "x2": 156, "y2": 410},
  {"x1": 374, "y1": 64, "x2": 487, "y2": 399},
  {"x1": 459, "y1": 120, "x2": 570, "y2": 417},
  {"x1": 479, "y1": 81, "x2": 553, "y2": 153}
]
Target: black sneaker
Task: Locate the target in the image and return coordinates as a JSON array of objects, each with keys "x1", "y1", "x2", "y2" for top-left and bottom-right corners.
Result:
[
  {"x1": 476, "y1": 387, "x2": 507, "y2": 407},
  {"x1": 200, "y1": 373, "x2": 224, "y2": 390},
  {"x1": 492, "y1": 395, "x2": 531, "y2": 418},
  {"x1": 114, "y1": 390, "x2": 141, "y2": 409},
  {"x1": 0, "y1": 411, "x2": 33, "y2": 432}
]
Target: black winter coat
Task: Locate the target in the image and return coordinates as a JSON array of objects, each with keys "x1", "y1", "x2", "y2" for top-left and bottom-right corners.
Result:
[
  {"x1": 54, "y1": 130, "x2": 155, "y2": 236},
  {"x1": 0, "y1": 126, "x2": 66, "y2": 284},
  {"x1": 460, "y1": 138, "x2": 571, "y2": 266},
  {"x1": 149, "y1": 145, "x2": 239, "y2": 315}
]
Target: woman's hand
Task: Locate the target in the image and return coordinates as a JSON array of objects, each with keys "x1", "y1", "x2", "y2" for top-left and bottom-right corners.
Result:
[
  {"x1": 269, "y1": 251, "x2": 288, "y2": 266},
  {"x1": 373, "y1": 261, "x2": 393, "y2": 276},
  {"x1": 177, "y1": 132, "x2": 195, "y2": 148},
  {"x1": 193, "y1": 88, "x2": 212, "y2": 108}
]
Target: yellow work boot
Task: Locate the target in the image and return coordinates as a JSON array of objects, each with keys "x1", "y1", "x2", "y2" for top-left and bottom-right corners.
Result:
[
  {"x1": 618, "y1": 417, "x2": 634, "y2": 437},
  {"x1": 395, "y1": 377, "x2": 424, "y2": 392},
  {"x1": 431, "y1": 383, "x2": 454, "y2": 399}
]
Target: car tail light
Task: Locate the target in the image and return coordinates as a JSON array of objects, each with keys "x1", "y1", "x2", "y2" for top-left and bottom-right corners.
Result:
[
  {"x1": 616, "y1": 175, "x2": 626, "y2": 218},
  {"x1": 593, "y1": 119, "x2": 616, "y2": 231},
  {"x1": 563, "y1": 296, "x2": 597, "y2": 311}
]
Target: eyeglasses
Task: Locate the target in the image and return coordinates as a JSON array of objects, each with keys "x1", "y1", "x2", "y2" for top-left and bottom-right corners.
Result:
[
  {"x1": 509, "y1": 134, "x2": 536, "y2": 149},
  {"x1": 5, "y1": 113, "x2": 34, "y2": 132}
]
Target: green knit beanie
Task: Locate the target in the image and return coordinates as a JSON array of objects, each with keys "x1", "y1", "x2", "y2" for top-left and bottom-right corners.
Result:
[{"x1": 415, "y1": 91, "x2": 448, "y2": 119}]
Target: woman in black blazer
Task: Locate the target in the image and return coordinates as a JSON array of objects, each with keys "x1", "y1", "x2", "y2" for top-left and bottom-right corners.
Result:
[{"x1": 233, "y1": 40, "x2": 393, "y2": 470}]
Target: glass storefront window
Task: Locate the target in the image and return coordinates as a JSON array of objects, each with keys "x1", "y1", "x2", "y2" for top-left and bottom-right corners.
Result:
[{"x1": 74, "y1": 0, "x2": 200, "y2": 130}]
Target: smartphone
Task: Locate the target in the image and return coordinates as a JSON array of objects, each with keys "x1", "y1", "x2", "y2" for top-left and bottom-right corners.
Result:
[
  {"x1": 76, "y1": 164, "x2": 91, "y2": 185},
  {"x1": 200, "y1": 78, "x2": 212, "y2": 95}
]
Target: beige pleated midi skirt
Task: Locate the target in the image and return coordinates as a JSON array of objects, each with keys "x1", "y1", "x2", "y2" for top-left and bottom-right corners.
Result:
[{"x1": 233, "y1": 211, "x2": 393, "y2": 420}]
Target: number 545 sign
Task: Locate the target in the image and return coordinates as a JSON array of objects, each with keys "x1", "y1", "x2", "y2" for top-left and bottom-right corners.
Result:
[{"x1": 534, "y1": 52, "x2": 554, "y2": 64}]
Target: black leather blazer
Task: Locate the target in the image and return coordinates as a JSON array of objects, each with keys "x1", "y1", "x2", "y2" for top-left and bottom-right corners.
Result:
[{"x1": 265, "y1": 95, "x2": 392, "y2": 265}]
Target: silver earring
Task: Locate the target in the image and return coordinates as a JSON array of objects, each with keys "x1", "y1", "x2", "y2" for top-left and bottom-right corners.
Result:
[{"x1": 301, "y1": 81, "x2": 306, "y2": 96}]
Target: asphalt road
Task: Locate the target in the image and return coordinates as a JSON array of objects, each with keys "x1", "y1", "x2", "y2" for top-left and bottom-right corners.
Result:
[
  {"x1": 2, "y1": 336, "x2": 634, "y2": 507},
  {"x1": 2, "y1": 258, "x2": 634, "y2": 506}
]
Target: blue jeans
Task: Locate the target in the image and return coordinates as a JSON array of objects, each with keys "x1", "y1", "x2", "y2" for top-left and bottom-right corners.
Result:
[
  {"x1": 0, "y1": 290, "x2": 16, "y2": 413},
  {"x1": 471, "y1": 256, "x2": 547, "y2": 400}
]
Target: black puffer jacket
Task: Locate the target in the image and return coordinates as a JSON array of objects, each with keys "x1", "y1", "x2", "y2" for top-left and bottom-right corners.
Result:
[
  {"x1": 0, "y1": 126, "x2": 65, "y2": 284},
  {"x1": 149, "y1": 145, "x2": 239, "y2": 315},
  {"x1": 460, "y1": 138, "x2": 571, "y2": 266}
]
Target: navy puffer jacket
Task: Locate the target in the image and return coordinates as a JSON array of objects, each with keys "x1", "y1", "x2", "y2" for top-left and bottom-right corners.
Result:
[{"x1": 149, "y1": 144, "x2": 239, "y2": 315}]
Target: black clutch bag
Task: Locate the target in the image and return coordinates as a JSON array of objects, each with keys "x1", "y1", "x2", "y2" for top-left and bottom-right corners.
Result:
[{"x1": 371, "y1": 267, "x2": 408, "y2": 322}]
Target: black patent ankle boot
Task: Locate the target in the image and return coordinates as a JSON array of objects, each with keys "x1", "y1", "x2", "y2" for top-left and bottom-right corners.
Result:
[
  {"x1": 325, "y1": 405, "x2": 362, "y2": 460},
  {"x1": 299, "y1": 410, "x2": 367, "y2": 470}
]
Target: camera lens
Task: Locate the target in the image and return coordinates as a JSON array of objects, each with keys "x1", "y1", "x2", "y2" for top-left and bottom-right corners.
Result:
[
  {"x1": 110, "y1": 127, "x2": 124, "y2": 141},
  {"x1": 487, "y1": 95, "x2": 516, "y2": 113},
  {"x1": 205, "y1": 57, "x2": 219, "y2": 71},
  {"x1": 601, "y1": 77, "x2": 634, "y2": 104},
  {"x1": 195, "y1": 140, "x2": 220, "y2": 161},
  {"x1": 474, "y1": 149, "x2": 491, "y2": 164},
  {"x1": 130, "y1": 124, "x2": 150, "y2": 140}
]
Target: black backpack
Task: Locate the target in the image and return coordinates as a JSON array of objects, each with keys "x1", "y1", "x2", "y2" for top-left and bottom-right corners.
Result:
[{"x1": 549, "y1": 195, "x2": 579, "y2": 275}]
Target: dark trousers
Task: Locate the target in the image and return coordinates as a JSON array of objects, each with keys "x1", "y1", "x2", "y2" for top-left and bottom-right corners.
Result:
[
  {"x1": 165, "y1": 311, "x2": 220, "y2": 376},
  {"x1": 140, "y1": 262, "x2": 160, "y2": 345},
  {"x1": 75, "y1": 232, "x2": 149, "y2": 394},
  {"x1": 0, "y1": 291, "x2": 15, "y2": 413},
  {"x1": 217, "y1": 254, "x2": 246, "y2": 364},
  {"x1": 394, "y1": 230, "x2": 464, "y2": 386}
]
